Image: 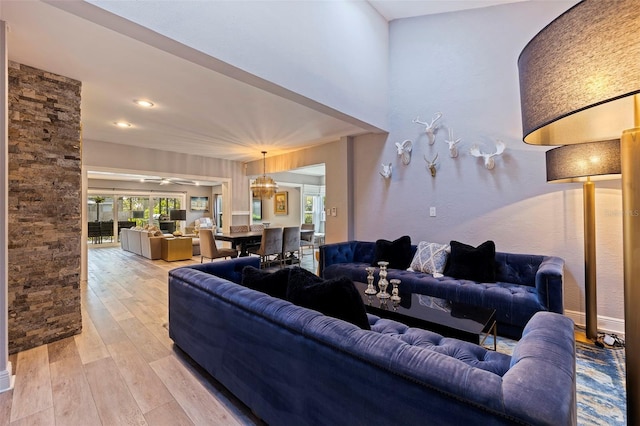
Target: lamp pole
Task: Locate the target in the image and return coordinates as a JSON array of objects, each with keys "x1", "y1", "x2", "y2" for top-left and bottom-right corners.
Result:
[
  {"x1": 583, "y1": 178, "x2": 597, "y2": 340},
  {"x1": 621, "y1": 95, "x2": 640, "y2": 425}
]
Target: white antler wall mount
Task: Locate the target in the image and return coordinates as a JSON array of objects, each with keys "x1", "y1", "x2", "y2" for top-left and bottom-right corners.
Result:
[
  {"x1": 380, "y1": 162, "x2": 392, "y2": 179},
  {"x1": 469, "y1": 140, "x2": 506, "y2": 170},
  {"x1": 444, "y1": 128, "x2": 461, "y2": 158},
  {"x1": 413, "y1": 112, "x2": 442, "y2": 145},
  {"x1": 395, "y1": 140, "x2": 413, "y2": 165},
  {"x1": 424, "y1": 153, "x2": 439, "y2": 177}
]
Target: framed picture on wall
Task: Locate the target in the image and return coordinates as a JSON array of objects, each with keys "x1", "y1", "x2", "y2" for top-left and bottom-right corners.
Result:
[
  {"x1": 190, "y1": 196, "x2": 209, "y2": 212},
  {"x1": 274, "y1": 191, "x2": 288, "y2": 215},
  {"x1": 252, "y1": 198, "x2": 262, "y2": 221}
]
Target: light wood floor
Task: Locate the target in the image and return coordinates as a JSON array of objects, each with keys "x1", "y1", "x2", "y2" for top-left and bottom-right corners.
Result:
[{"x1": 0, "y1": 246, "x2": 317, "y2": 425}]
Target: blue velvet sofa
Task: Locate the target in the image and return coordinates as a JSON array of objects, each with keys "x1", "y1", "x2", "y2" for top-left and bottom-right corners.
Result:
[
  {"x1": 319, "y1": 241, "x2": 565, "y2": 339},
  {"x1": 168, "y1": 257, "x2": 576, "y2": 426}
]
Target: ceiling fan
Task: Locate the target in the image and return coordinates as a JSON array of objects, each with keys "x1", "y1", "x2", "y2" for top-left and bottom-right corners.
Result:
[{"x1": 142, "y1": 177, "x2": 198, "y2": 186}]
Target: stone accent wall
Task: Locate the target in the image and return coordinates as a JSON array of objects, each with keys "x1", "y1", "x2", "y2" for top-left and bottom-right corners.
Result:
[{"x1": 7, "y1": 61, "x2": 82, "y2": 354}]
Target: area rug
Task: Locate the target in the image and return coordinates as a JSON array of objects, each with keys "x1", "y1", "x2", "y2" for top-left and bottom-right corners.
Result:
[{"x1": 490, "y1": 337, "x2": 626, "y2": 425}]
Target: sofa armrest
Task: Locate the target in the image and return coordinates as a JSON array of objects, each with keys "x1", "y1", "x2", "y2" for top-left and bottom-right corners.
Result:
[
  {"x1": 319, "y1": 241, "x2": 359, "y2": 277},
  {"x1": 503, "y1": 312, "x2": 576, "y2": 425},
  {"x1": 535, "y1": 256, "x2": 565, "y2": 314},
  {"x1": 144, "y1": 237, "x2": 164, "y2": 260},
  {"x1": 173, "y1": 256, "x2": 260, "y2": 284}
]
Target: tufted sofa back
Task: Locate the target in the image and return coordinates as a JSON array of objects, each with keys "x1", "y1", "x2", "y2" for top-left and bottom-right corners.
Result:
[
  {"x1": 495, "y1": 252, "x2": 544, "y2": 287},
  {"x1": 321, "y1": 240, "x2": 550, "y2": 288}
]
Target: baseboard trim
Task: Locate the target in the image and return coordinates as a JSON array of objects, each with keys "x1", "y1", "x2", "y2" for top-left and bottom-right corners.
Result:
[
  {"x1": 0, "y1": 361, "x2": 15, "y2": 393},
  {"x1": 565, "y1": 309, "x2": 625, "y2": 338}
]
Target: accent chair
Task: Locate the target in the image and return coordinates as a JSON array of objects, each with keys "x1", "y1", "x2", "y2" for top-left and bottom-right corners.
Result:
[{"x1": 199, "y1": 229, "x2": 238, "y2": 263}]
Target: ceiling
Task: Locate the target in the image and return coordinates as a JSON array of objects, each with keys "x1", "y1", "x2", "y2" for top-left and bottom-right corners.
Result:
[
  {"x1": 369, "y1": 0, "x2": 528, "y2": 21},
  {"x1": 2, "y1": 0, "x2": 525, "y2": 184}
]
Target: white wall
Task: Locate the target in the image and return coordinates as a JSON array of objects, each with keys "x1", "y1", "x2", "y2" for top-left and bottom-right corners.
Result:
[
  {"x1": 246, "y1": 138, "x2": 352, "y2": 244},
  {"x1": 84, "y1": 139, "x2": 244, "y2": 205},
  {"x1": 352, "y1": 2, "x2": 623, "y2": 332},
  {"x1": 259, "y1": 185, "x2": 302, "y2": 228},
  {"x1": 87, "y1": 0, "x2": 389, "y2": 131}
]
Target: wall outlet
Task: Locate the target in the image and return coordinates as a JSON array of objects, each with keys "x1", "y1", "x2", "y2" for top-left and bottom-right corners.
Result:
[{"x1": 429, "y1": 207, "x2": 436, "y2": 217}]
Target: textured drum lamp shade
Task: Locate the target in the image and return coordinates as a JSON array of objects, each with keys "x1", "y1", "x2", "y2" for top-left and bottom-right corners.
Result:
[
  {"x1": 251, "y1": 151, "x2": 278, "y2": 199},
  {"x1": 518, "y1": 0, "x2": 639, "y2": 421},
  {"x1": 546, "y1": 139, "x2": 620, "y2": 343},
  {"x1": 519, "y1": 1, "x2": 639, "y2": 146},
  {"x1": 546, "y1": 139, "x2": 621, "y2": 183},
  {"x1": 169, "y1": 209, "x2": 186, "y2": 221}
]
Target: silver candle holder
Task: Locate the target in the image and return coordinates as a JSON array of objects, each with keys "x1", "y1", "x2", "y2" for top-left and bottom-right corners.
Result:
[
  {"x1": 377, "y1": 261, "x2": 390, "y2": 299},
  {"x1": 390, "y1": 279, "x2": 401, "y2": 303},
  {"x1": 365, "y1": 267, "x2": 377, "y2": 295}
]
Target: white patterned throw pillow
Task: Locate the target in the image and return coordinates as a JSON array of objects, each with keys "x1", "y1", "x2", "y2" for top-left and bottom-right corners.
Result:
[{"x1": 409, "y1": 241, "x2": 451, "y2": 278}]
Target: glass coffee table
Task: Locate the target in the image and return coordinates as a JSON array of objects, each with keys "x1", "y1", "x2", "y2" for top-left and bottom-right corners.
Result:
[{"x1": 353, "y1": 281, "x2": 497, "y2": 350}]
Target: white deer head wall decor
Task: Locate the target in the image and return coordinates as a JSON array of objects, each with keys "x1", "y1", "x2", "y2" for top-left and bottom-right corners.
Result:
[
  {"x1": 444, "y1": 129, "x2": 461, "y2": 158},
  {"x1": 469, "y1": 140, "x2": 506, "y2": 170},
  {"x1": 395, "y1": 140, "x2": 413, "y2": 165},
  {"x1": 424, "y1": 153, "x2": 439, "y2": 177},
  {"x1": 413, "y1": 112, "x2": 443, "y2": 145},
  {"x1": 380, "y1": 163, "x2": 392, "y2": 179}
]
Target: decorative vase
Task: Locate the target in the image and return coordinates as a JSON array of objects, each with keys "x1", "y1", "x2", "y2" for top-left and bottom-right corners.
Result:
[
  {"x1": 377, "y1": 261, "x2": 390, "y2": 299},
  {"x1": 390, "y1": 279, "x2": 401, "y2": 303},
  {"x1": 365, "y1": 267, "x2": 377, "y2": 295}
]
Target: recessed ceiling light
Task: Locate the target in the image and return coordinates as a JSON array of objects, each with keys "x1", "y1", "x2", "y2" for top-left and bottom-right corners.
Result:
[
  {"x1": 134, "y1": 99, "x2": 154, "y2": 108},
  {"x1": 114, "y1": 121, "x2": 132, "y2": 128}
]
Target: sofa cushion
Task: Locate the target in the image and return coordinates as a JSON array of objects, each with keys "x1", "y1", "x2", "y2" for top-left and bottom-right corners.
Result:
[
  {"x1": 444, "y1": 240, "x2": 496, "y2": 283},
  {"x1": 287, "y1": 267, "x2": 371, "y2": 330},
  {"x1": 410, "y1": 241, "x2": 451, "y2": 277},
  {"x1": 372, "y1": 235, "x2": 413, "y2": 270},
  {"x1": 241, "y1": 266, "x2": 291, "y2": 299}
]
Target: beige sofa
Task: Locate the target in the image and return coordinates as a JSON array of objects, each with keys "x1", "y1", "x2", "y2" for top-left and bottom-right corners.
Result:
[{"x1": 121, "y1": 228, "x2": 164, "y2": 260}]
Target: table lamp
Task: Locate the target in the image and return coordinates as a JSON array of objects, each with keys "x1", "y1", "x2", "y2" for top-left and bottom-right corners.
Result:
[
  {"x1": 518, "y1": 0, "x2": 639, "y2": 420},
  {"x1": 132, "y1": 210, "x2": 144, "y2": 227},
  {"x1": 546, "y1": 139, "x2": 620, "y2": 341},
  {"x1": 169, "y1": 209, "x2": 187, "y2": 236}
]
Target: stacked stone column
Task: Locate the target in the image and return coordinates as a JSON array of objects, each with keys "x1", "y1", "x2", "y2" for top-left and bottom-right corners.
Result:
[{"x1": 7, "y1": 61, "x2": 82, "y2": 353}]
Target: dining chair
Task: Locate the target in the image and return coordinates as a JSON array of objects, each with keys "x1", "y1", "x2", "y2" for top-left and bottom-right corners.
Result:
[
  {"x1": 249, "y1": 224, "x2": 264, "y2": 232},
  {"x1": 199, "y1": 229, "x2": 238, "y2": 263},
  {"x1": 88, "y1": 222, "x2": 101, "y2": 244},
  {"x1": 248, "y1": 227, "x2": 284, "y2": 268},
  {"x1": 282, "y1": 226, "x2": 301, "y2": 265},
  {"x1": 230, "y1": 225, "x2": 249, "y2": 233},
  {"x1": 300, "y1": 223, "x2": 315, "y2": 267},
  {"x1": 100, "y1": 221, "x2": 114, "y2": 243}
]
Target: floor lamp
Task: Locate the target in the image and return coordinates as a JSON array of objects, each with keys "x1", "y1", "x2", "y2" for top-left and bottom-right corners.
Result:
[
  {"x1": 132, "y1": 210, "x2": 145, "y2": 227},
  {"x1": 546, "y1": 140, "x2": 621, "y2": 341},
  {"x1": 517, "y1": 0, "x2": 639, "y2": 422}
]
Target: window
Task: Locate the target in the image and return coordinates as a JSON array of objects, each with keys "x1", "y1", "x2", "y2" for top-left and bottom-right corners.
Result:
[{"x1": 302, "y1": 192, "x2": 325, "y2": 232}]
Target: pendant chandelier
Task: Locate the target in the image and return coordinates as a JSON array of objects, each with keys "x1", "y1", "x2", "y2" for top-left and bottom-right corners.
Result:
[{"x1": 250, "y1": 151, "x2": 278, "y2": 199}]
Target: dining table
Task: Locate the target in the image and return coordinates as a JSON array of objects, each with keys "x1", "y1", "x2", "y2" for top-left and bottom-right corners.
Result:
[
  {"x1": 215, "y1": 230, "x2": 263, "y2": 257},
  {"x1": 215, "y1": 228, "x2": 316, "y2": 257}
]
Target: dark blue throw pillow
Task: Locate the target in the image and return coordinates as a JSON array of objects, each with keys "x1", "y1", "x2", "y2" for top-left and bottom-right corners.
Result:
[
  {"x1": 286, "y1": 268, "x2": 371, "y2": 330},
  {"x1": 372, "y1": 235, "x2": 413, "y2": 270},
  {"x1": 444, "y1": 240, "x2": 496, "y2": 283},
  {"x1": 241, "y1": 266, "x2": 291, "y2": 299}
]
